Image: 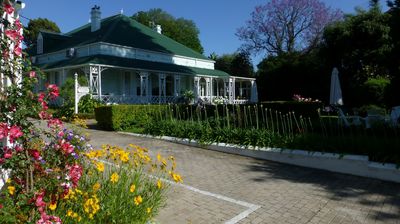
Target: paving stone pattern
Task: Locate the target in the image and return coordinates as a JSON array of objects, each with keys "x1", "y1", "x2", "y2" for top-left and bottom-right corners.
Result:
[{"x1": 85, "y1": 124, "x2": 400, "y2": 224}]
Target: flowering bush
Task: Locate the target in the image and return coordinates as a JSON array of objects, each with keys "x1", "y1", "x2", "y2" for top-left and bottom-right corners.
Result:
[
  {"x1": 0, "y1": 2, "x2": 180, "y2": 223},
  {"x1": 212, "y1": 96, "x2": 227, "y2": 105},
  {"x1": 53, "y1": 145, "x2": 182, "y2": 223},
  {"x1": 292, "y1": 94, "x2": 320, "y2": 103}
]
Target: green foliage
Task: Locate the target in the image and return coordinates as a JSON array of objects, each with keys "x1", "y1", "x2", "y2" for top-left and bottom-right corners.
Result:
[
  {"x1": 132, "y1": 8, "x2": 204, "y2": 54},
  {"x1": 24, "y1": 18, "x2": 61, "y2": 49},
  {"x1": 55, "y1": 76, "x2": 98, "y2": 119},
  {"x1": 362, "y1": 76, "x2": 391, "y2": 106},
  {"x1": 95, "y1": 105, "x2": 169, "y2": 131},
  {"x1": 60, "y1": 76, "x2": 88, "y2": 106},
  {"x1": 256, "y1": 51, "x2": 330, "y2": 102},
  {"x1": 214, "y1": 52, "x2": 254, "y2": 77},
  {"x1": 321, "y1": 5, "x2": 393, "y2": 106}
]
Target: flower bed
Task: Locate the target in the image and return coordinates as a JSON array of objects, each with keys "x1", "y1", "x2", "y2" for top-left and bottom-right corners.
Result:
[{"x1": 0, "y1": 2, "x2": 181, "y2": 223}]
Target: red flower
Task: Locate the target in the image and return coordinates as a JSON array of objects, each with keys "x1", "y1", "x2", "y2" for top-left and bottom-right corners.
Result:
[
  {"x1": 30, "y1": 149, "x2": 41, "y2": 160},
  {"x1": 0, "y1": 204, "x2": 3, "y2": 209},
  {"x1": 3, "y1": 3, "x2": 14, "y2": 14},
  {"x1": 68, "y1": 164, "x2": 83, "y2": 187}
]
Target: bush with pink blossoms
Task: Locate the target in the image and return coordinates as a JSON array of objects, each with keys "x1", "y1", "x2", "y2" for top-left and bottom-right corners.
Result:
[{"x1": 0, "y1": 1, "x2": 91, "y2": 223}]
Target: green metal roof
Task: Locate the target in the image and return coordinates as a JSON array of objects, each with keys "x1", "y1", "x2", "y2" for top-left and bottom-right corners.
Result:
[
  {"x1": 37, "y1": 55, "x2": 230, "y2": 77},
  {"x1": 36, "y1": 14, "x2": 209, "y2": 60}
]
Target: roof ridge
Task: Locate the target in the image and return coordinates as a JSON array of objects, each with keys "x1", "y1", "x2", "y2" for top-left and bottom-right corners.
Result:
[
  {"x1": 127, "y1": 16, "x2": 209, "y2": 60},
  {"x1": 100, "y1": 14, "x2": 124, "y2": 42}
]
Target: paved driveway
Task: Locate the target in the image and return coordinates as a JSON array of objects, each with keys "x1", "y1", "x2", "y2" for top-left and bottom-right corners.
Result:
[{"x1": 85, "y1": 124, "x2": 400, "y2": 224}]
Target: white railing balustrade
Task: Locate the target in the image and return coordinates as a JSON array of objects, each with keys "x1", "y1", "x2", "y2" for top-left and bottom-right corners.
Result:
[{"x1": 95, "y1": 95, "x2": 178, "y2": 104}]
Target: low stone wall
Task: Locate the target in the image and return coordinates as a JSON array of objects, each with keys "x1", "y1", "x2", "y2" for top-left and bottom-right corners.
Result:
[{"x1": 120, "y1": 132, "x2": 400, "y2": 183}]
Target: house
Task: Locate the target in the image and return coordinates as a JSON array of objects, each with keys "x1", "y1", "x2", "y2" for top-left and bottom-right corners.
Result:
[{"x1": 32, "y1": 6, "x2": 258, "y2": 104}]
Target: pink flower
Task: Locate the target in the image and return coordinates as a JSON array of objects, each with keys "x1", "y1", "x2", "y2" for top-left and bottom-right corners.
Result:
[
  {"x1": 3, "y1": 4, "x2": 14, "y2": 15},
  {"x1": 14, "y1": 46, "x2": 22, "y2": 57},
  {"x1": 4, "y1": 152, "x2": 12, "y2": 159},
  {"x1": 14, "y1": 19, "x2": 22, "y2": 30},
  {"x1": 9, "y1": 125, "x2": 23, "y2": 139},
  {"x1": 35, "y1": 192, "x2": 46, "y2": 208},
  {"x1": 60, "y1": 140, "x2": 74, "y2": 154},
  {"x1": 5, "y1": 29, "x2": 19, "y2": 41},
  {"x1": 15, "y1": 145, "x2": 23, "y2": 152},
  {"x1": 29, "y1": 71, "x2": 36, "y2": 78},
  {"x1": 68, "y1": 164, "x2": 82, "y2": 187},
  {"x1": 57, "y1": 131, "x2": 64, "y2": 138},
  {"x1": 47, "y1": 118, "x2": 63, "y2": 129},
  {"x1": 0, "y1": 123, "x2": 8, "y2": 139},
  {"x1": 38, "y1": 111, "x2": 51, "y2": 120},
  {"x1": 38, "y1": 92, "x2": 46, "y2": 103},
  {"x1": 46, "y1": 84, "x2": 59, "y2": 100}
]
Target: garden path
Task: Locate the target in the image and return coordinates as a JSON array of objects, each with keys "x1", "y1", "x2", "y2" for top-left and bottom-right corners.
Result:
[{"x1": 85, "y1": 122, "x2": 400, "y2": 224}]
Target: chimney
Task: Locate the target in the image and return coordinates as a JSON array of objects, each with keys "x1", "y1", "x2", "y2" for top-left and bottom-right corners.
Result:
[
  {"x1": 90, "y1": 5, "x2": 101, "y2": 32},
  {"x1": 155, "y1": 25, "x2": 162, "y2": 34}
]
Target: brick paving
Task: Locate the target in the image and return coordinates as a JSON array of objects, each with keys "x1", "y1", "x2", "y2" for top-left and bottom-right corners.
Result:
[{"x1": 85, "y1": 124, "x2": 400, "y2": 224}]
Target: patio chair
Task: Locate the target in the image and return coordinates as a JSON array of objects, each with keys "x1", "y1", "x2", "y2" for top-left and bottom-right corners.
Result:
[
  {"x1": 336, "y1": 107, "x2": 364, "y2": 127},
  {"x1": 389, "y1": 106, "x2": 400, "y2": 127}
]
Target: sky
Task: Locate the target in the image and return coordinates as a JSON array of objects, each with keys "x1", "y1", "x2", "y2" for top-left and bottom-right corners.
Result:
[{"x1": 20, "y1": 0, "x2": 388, "y2": 66}]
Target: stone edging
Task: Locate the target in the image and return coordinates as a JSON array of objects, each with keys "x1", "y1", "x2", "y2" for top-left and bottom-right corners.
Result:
[{"x1": 118, "y1": 132, "x2": 400, "y2": 183}]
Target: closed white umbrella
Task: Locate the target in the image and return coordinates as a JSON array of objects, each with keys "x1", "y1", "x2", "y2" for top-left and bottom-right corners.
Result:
[{"x1": 330, "y1": 67, "x2": 343, "y2": 105}]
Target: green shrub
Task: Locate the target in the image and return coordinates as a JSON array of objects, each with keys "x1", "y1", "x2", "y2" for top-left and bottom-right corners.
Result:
[
  {"x1": 95, "y1": 105, "x2": 169, "y2": 131},
  {"x1": 362, "y1": 76, "x2": 391, "y2": 106}
]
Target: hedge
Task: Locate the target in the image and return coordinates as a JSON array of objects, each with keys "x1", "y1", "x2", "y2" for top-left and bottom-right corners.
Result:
[{"x1": 95, "y1": 105, "x2": 169, "y2": 131}]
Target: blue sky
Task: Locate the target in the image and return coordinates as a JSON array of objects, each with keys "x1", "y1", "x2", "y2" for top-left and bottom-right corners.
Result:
[{"x1": 20, "y1": 0, "x2": 387, "y2": 66}]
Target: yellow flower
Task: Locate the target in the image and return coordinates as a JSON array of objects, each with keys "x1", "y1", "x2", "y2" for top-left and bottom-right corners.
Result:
[
  {"x1": 110, "y1": 172, "x2": 119, "y2": 183},
  {"x1": 93, "y1": 183, "x2": 101, "y2": 192},
  {"x1": 157, "y1": 153, "x2": 162, "y2": 162},
  {"x1": 67, "y1": 210, "x2": 73, "y2": 217},
  {"x1": 95, "y1": 162, "x2": 104, "y2": 172},
  {"x1": 134, "y1": 195, "x2": 143, "y2": 206},
  {"x1": 8, "y1": 186, "x2": 15, "y2": 195},
  {"x1": 130, "y1": 184, "x2": 136, "y2": 193},
  {"x1": 147, "y1": 207, "x2": 152, "y2": 214},
  {"x1": 120, "y1": 151, "x2": 130, "y2": 162},
  {"x1": 157, "y1": 179, "x2": 163, "y2": 189},
  {"x1": 6, "y1": 178, "x2": 11, "y2": 184},
  {"x1": 49, "y1": 202, "x2": 57, "y2": 210},
  {"x1": 172, "y1": 173, "x2": 183, "y2": 183}
]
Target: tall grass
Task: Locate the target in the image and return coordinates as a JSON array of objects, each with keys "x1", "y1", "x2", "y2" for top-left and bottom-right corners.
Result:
[{"x1": 131, "y1": 104, "x2": 400, "y2": 164}]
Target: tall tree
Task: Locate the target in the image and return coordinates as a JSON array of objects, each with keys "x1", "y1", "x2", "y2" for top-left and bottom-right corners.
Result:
[
  {"x1": 236, "y1": 0, "x2": 343, "y2": 56},
  {"x1": 321, "y1": 3, "x2": 393, "y2": 106},
  {"x1": 214, "y1": 52, "x2": 254, "y2": 77},
  {"x1": 132, "y1": 9, "x2": 204, "y2": 54},
  {"x1": 24, "y1": 18, "x2": 60, "y2": 49}
]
